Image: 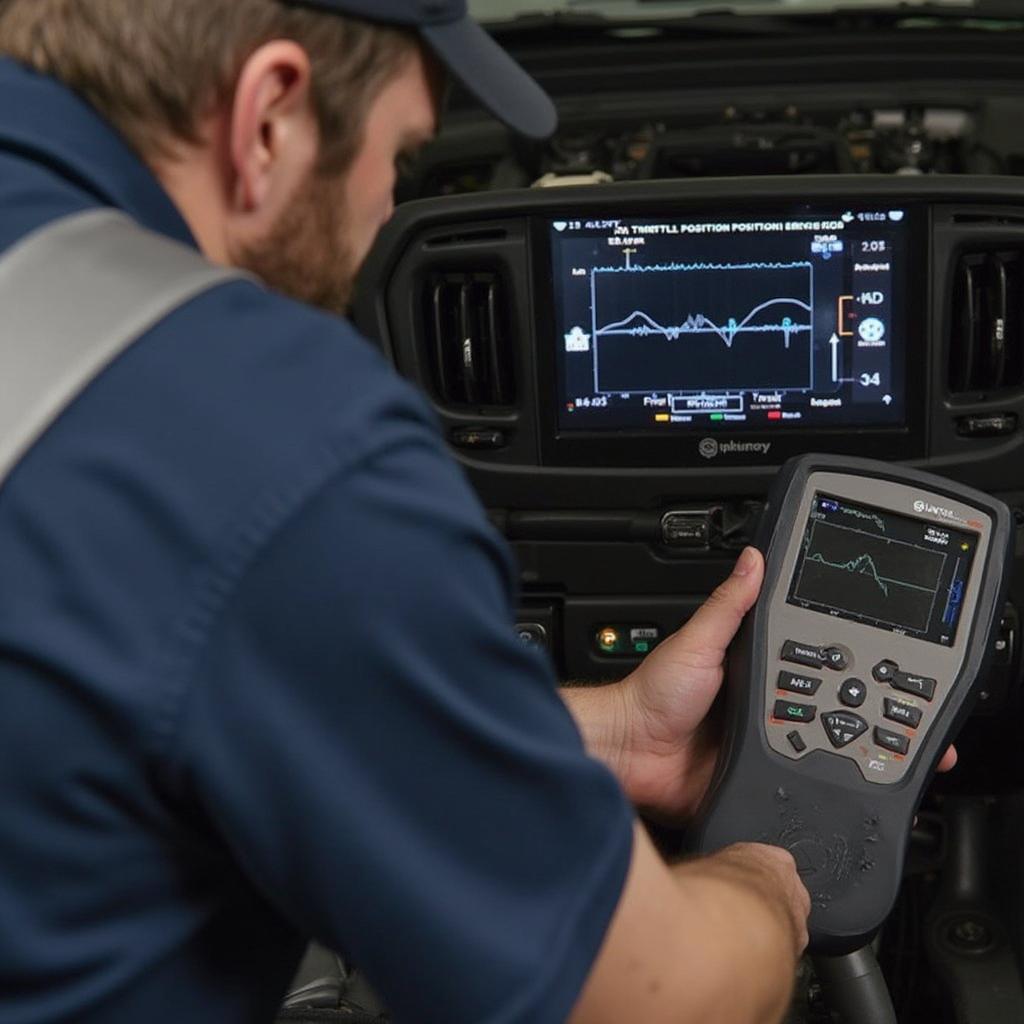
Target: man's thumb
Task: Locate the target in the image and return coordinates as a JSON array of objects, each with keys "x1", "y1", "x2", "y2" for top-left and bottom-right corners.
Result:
[{"x1": 679, "y1": 547, "x2": 765, "y2": 655}]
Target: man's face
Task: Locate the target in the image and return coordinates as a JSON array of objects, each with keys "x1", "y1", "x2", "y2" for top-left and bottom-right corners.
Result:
[
  {"x1": 235, "y1": 48, "x2": 437, "y2": 315},
  {"x1": 342, "y1": 47, "x2": 439, "y2": 273}
]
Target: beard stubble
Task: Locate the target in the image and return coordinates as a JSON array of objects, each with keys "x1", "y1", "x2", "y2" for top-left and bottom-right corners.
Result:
[{"x1": 233, "y1": 172, "x2": 358, "y2": 317}]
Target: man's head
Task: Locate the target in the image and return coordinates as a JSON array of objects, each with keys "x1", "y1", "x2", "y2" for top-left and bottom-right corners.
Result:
[
  {"x1": 223, "y1": 37, "x2": 440, "y2": 313},
  {"x1": 0, "y1": 0, "x2": 549, "y2": 313}
]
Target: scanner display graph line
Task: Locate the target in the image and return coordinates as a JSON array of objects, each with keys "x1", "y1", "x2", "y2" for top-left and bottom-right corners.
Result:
[
  {"x1": 794, "y1": 520, "x2": 948, "y2": 635},
  {"x1": 589, "y1": 260, "x2": 815, "y2": 396},
  {"x1": 806, "y1": 520, "x2": 947, "y2": 567},
  {"x1": 942, "y1": 556, "x2": 965, "y2": 627},
  {"x1": 596, "y1": 297, "x2": 812, "y2": 348},
  {"x1": 591, "y1": 260, "x2": 814, "y2": 276},
  {"x1": 819, "y1": 499, "x2": 887, "y2": 533},
  {"x1": 804, "y1": 551, "x2": 936, "y2": 597},
  {"x1": 840, "y1": 508, "x2": 887, "y2": 533}
]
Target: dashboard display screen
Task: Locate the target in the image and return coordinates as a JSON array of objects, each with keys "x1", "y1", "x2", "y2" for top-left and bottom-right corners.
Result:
[
  {"x1": 550, "y1": 208, "x2": 911, "y2": 433},
  {"x1": 787, "y1": 493, "x2": 979, "y2": 646}
]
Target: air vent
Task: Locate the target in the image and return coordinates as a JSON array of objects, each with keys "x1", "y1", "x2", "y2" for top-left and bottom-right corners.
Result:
[
  {"x1": 424, "y1": 272, "x2": 516, "y2": 408},
  {"x1": 949, "y1": 251, "x2": 1024, "y2": 394},
  {"x1": 424, "y1": 228, "x2": 509, "y2": 249}
]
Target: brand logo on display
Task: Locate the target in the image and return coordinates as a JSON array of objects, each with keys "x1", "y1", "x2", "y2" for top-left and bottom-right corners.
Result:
[
  {"x1": 698, "y1": 438, "x2": 772, "y2": 459},
  {"x1": 913, "y1": 499, "x2": 963, "y2": 523}
]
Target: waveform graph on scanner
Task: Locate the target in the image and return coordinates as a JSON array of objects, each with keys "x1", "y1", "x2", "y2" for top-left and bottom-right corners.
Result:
[
  {"x1": 791, "y1": 517, "x2": 947, "y2": 635},
  {"x1": 590, "y1": 259, "x2": 815, "y2": 395}
]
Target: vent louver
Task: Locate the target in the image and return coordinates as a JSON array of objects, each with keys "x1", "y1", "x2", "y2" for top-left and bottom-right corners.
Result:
[
  {"x1": 949, "y1": 251, "x2": 1024, "y2": 394},
  {"x1": 424, "y1": 272, "x2": 515, "y2": 408}
]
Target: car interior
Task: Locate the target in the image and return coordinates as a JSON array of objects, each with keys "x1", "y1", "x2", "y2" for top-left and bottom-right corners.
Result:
[{"x1": 279, "y1": 2, "x2": 1024, "y2": 1020}]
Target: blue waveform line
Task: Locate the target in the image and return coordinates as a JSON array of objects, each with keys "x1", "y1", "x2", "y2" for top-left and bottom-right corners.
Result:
[
  {"x1": 592, "y1": 260, "x2": 813, "y2": 275},
  {"x1": 596, "y1": 297, "x2": 812, "y2": 348},
  {"x1": 806, "y1": 551, "x2": 937, "y2": 597},
  {"x1": 942, "y1": 555, "x2": 966, "y2": 626}
]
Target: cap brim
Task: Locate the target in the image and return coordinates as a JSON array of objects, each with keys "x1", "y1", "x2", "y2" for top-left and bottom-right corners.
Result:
[{"x1": 420, "y1": 18, "x2": 557, "y2": 141}]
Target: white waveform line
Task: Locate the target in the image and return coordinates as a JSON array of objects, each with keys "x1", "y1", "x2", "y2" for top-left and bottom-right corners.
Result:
[{"x1": 596, "y1": 297, "x2": 812, "y2": 348}]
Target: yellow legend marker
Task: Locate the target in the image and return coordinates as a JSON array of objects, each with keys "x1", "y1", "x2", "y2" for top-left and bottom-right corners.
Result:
[{"x1": 655, "y1": 414, "x2": 670, "y2": 422}]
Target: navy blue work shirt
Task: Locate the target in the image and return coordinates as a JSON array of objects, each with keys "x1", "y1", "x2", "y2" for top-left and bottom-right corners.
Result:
[{"x1": 0, "y1": 59, "x2": 634, "y2": 1024}]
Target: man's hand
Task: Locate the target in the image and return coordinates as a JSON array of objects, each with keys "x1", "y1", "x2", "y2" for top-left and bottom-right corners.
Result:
[
  {"x1": 616, "y1": 545, "x2": 766, "y2": 821},
  {"x1": 569, "y1": 826, "x2": 811, "y2": 1024},
  {"x1": 686, "y1": 842, "x2": 812, "y2": 960},
  {"x1": 562, "y1": 546, "x2": 958, "y2": 823}
]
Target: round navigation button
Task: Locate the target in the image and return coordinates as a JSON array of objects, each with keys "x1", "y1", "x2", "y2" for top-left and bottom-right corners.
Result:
[
  {"x1": 822, "y1": 646, "x2": 849, "y2": 671},
  {"x1": 839, "y1": 677, "x2": 867, "y2": 708}
]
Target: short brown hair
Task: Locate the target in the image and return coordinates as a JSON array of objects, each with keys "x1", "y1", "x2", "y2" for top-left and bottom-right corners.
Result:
[{"x1": 0, "y1": 0, "x2": 417, "y2": 171}]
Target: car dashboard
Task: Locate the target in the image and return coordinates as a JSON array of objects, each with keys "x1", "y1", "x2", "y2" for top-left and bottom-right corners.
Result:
[
  {"x1": 357, "y1": 176, "x2": 1024, "y2": 707},
  {"x1": 339, "y1": 16, "x2": 1024, "y2": 1024}
]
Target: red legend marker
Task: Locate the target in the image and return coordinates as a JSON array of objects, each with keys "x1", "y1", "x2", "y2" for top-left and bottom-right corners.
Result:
[{"x1": 767, "y1": 411, "x2": 782, "y2": 421}]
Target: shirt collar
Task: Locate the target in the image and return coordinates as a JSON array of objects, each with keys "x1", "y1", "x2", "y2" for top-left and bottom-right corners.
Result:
[{"x1": 0, "y1": 58, "x2": 198, "y2": 248}]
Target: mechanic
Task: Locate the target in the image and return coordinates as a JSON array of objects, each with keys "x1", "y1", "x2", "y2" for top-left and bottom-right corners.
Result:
[{"x1": 0, "y1": 2, "x2": 871, "y2": 1022}]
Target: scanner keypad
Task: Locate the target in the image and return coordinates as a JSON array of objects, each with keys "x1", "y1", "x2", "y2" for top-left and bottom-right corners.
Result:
[{"x1": 771, "y1": 639, "x2": 938, "y2": 782}]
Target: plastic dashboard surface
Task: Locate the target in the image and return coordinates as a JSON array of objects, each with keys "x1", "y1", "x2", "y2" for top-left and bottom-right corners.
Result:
[
  {"x1": 355, "y1": 176, "x2": 1024, "y2": 747},
  {"x1": 355, "y1": 176, "x2": 1024, "y2": 507}
]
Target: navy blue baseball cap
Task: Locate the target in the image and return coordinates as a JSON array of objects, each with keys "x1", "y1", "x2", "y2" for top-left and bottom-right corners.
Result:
[{"x1": 283, "y1": 0, "x2": 557, "y2": 139}]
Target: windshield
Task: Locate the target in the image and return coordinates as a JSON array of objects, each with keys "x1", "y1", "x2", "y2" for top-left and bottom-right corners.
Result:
[{"x1": 470, "y1": 0, "x2": 983, "y2": 22}]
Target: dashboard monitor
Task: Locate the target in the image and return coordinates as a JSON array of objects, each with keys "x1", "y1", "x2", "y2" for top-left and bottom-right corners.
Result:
[{"x1": 549, "y1": 207, "x2": 911, "y2": 435}]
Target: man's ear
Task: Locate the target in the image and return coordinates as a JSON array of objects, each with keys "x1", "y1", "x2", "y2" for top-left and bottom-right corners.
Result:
[{"x1": 228, "y1": 40, "x2": 319, "y2": 219}]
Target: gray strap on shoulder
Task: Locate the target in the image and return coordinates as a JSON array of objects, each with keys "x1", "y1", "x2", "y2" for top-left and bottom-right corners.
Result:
[{"x1": 0, "y1": 209, "x2": 249, "y2": 486}]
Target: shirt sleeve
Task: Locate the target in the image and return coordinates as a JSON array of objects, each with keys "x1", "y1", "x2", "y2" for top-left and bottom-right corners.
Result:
[{"x1": 172, "y1": 413, "x2": 635, "y2": 1024}]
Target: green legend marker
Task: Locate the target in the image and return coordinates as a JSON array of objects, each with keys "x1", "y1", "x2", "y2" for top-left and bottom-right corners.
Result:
[{"x1": 710, "y1": 414, "x2": 724, "y2": 422}]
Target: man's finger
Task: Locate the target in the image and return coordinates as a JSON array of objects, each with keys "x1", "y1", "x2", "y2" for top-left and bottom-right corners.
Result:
[
  {"x1": 676, "y1": 547, "x2": 765, "y2": 657},
  {"x1": 936, "y1": 745, "x2": 958, "y2": 773}
]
